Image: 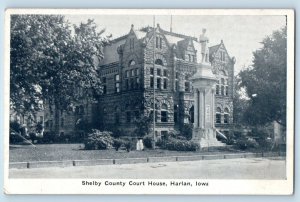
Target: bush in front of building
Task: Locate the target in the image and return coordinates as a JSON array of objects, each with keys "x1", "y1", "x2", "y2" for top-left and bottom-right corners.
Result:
[
  {"x1": 143, "y1": 135, "x2": 154, "y2": 149},
  {"x1": 112, "y1": 138, "x2": 125, "y2": 151},
  {"x1": 123, "y1": 139, "x2": 133, "y2": 152},
  {"x1": 84, "y1": 129, "x2": 114, "y2": 150},
  {"x1": 164, "y1": 138, "x2": 200, "y2": 151}
]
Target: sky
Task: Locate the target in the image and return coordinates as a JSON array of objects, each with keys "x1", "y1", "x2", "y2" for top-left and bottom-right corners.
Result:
[{"x1": 66, "y1": 14, "x2": 286, "y2": 75}]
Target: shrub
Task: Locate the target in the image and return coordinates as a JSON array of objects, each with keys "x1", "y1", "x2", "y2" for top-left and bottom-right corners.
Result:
[
  {"x1": 124, "y1": 139, "x2": 133, "y2": 152},
  {"x1": 165, "y1": 138, "x2": 199, "y2": 151},
  {"x1": 113, "y1": 138, "x2": 124, "y2": 151},
  {"x1": 236, "y1": 137, "x2": 259, "y2": 150},
  {"x1": 84, "y1": 129, "x2": 114, "y2": 150},
  {"x1": 143, "y1": 135, "x2": 154, "y2": 149}
]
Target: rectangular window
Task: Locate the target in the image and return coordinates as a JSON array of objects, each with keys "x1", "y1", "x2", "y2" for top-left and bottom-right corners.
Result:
[
  {"x1": 225, "y1": 86, "x2": 229, "y2": 96},
  {"x1": 163, "y1": 78, "x2": 168, "y2": 89},
  {"x1": 103, "y1": 85, "x2": 107, "y2": 94},
  {"x1": 156, "y1": 37, "x2": 159, "y2": 48},
  {"x1": 157, "y1": 68, "x2": 161, "y2": 76},
  {"x1": 216, "y1": 85, "x2": 219, "y2": 95},
  {"x1": 136, "y1": 68, "x2": 140, "y2": 75},
  {"x1": 130, "y1": 38, "x2": 134, "y2": 50},
  {"x1": 150, "y1": 77, "x2": 154, "y2": 88},
  {"x1": 161, "y1": 111, "x2": 168, "y2": 122},
  {"x1": 216, "y1": 114, "x2": 221, "y2": 124},
  {"x1": 176, "y1": 72, "x2": 179, "y2": 79},
  {"x1": 136, "y1": 77, "x2": 140, "y2": 89},
  {"x1": 115, "y1": 82, "x2": 120, "y2": 93},
  {"x1": 131, "y1": 69, "x2": 135, "y2": 77},
  {"x1": 126, "y1": 111, "x2": 131, "y2": 123},
  {"x1": 125, "y1": 79, "x2": 129, "y2": 90},
  {"x1": 185, "y1": 82, "x2": 190, "y2": 92},
  {"x1": 224, "y1": 114, "x2": 229, "y2": 124},
  {"x1": 159, "y1": 37, "x2": 162, "y2": 49},
  {"x1": 115, "y1": 74, "x2": 120, "y2": 81},
  {"x1": 150, "y1": 67, "x2": 154, "y2": 75},
  {"x1": 130, "y1": 78, "x2": 134, "y2": 89},
  {"x1": 163, "y1": 69, "x2": 168, "y2": 77},
  {"x1": 176, "y1": 80, "x2": 179, "y2": 91},
  {"x1": 157, "y1": 78, "x2": 161, "y2": 89},
  {"x1": 126, "y1": 70, "x2": 130, "y2": 78},
  {"x1": 188, "y1": 54, "x2": 191, "y2": 62}
]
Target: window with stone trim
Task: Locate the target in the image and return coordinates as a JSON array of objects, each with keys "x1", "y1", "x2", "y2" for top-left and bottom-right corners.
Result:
[
  {"x1": 155, "y1": 59, "x2": 163, "y2": 66},
  {"x1": 150, "y1": 76, "x2": 154, "y2": 88},
  {"x1": 130, "y1": 38, "x2": 134, "y2": 50},
  {"x1": 128, "y1": 59, "x2": 136, "y2": 66},
  {"x1": 157, "y1": 78, "x2": 161, "y2": 89},
  {"x1": 150, "y1": 67, "x2": 154, "y2": 75},
  {"x1": 102, "y1": 77, "x2": 107, "y2": 94},
  {"x1": 224, "y1": 108, "x2": 229, "y2": 124},
  {"x1": 115, "y1": 74, "x2": 120, "y2": 93},
  {"x1": 163, "y1": 78, "x2": 168, "y2": 89},
  {"x1": 216, "y1": 107, "x2": 221, "y2": 124},
  {"x1": 185, "y1": 81, "x2": 190, "y2": 92},
  {"x1": 161, "y1": 104, "x2": 168, "y2": 122},
  {"x1": 174, "y1": 105, "x2": 178, "y2": 123}
]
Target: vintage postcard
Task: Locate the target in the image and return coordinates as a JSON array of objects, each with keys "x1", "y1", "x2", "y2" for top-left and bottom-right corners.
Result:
[{"x1": 4, "y1": 9, "x2": 294, "y2": 195}]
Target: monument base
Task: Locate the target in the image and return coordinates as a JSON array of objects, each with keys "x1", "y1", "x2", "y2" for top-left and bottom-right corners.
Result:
[{"x1": 192, "y1": 128, "x2": 226, "y2": 150}]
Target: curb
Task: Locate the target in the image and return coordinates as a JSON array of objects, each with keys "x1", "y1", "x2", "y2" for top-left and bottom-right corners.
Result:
[{"x1": 9, "y1": 152, "x2": 286, "y2": 169}]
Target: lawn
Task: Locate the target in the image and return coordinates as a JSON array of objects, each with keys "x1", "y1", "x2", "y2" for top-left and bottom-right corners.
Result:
[{"x1": 9, "y1": 143, "x2": 239, "y2": 162}]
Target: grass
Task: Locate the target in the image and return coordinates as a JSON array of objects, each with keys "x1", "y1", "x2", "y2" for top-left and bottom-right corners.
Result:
[{"x1": 9, "y1": 143, "x2": 239, "y2": 163}]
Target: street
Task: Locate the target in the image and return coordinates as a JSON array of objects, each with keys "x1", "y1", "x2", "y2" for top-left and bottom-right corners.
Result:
[{"x1": 9, "y1": 157, "x2": 286, "y2": 179}]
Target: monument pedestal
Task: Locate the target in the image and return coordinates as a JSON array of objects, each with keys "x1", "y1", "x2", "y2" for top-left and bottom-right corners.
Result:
[{"x1": 191, "y1": 63, "x2": 225, "y2": 151}]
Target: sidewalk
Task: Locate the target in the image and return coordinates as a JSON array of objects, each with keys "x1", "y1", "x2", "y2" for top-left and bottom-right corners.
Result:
[{"x1": 9, "y1": 151, "x2": 286, "y2": 169}]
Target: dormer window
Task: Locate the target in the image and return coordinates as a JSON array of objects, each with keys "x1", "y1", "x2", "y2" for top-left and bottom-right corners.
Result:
[
  {"x1": 156, "y1": 36, "x2": 162, "y2": 49},
  {"x1": 130, "y1": 38, "x2": 134, "y2": 50},
  {"x1": 220, "y1": 51, "x2": 225, "y2": 62}
]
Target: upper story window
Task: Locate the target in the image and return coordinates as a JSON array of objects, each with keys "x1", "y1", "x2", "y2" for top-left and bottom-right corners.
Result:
[
  {"x1": 216, "y1": 107, "x2": 221, "y2": 124},
  {"x1": 115, "y1": 74, "x2": 120, "y2": 93},
  {"x1": 224, "y1": 108, "x2": 229, "y2": 124},
  {"x1": 128, "y1": 59, "x2": 136, "y2": 66},
  {"x1": 156, "y1": 36, "x2": 162, "y2": 49},
  {"x1": 150, "y1": 67, "x2": 154, "y2": 75},
  {"x1": 220, "y1": 51, "x2": 226, "y2": 62},
  {"x1": 130, "y1": 38, "x2": 134, "y2": 50},
  {"x1": 102, "y1": 77, "x2": 107, "y2": 94},
  {"x1": 155, "y1": 59, "x2": 163, "y2": 66},
  {"x1": 157, "y1": 68, "x2": 161, "y2": 76}
]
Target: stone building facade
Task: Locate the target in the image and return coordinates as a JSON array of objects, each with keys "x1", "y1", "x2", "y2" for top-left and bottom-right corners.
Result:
[{"x1": 94, "y1": 24, "x2": 235, "y2": 138}]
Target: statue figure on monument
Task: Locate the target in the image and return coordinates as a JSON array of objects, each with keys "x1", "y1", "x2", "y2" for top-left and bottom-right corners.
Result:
[{"x1": 199, "y1": 28, "x2": 209, "y2": 63}]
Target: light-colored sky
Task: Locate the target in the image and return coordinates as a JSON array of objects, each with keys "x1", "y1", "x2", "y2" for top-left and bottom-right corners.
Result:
[{"x1": 66, "y1": 15, "x2": 286, "y2": 75}]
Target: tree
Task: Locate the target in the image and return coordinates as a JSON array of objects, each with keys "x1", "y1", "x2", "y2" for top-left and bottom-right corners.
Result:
[
  {"x1": 133, "y1": 114, "x2": 152, "y2": 138},
  {"x1": 238, "y1": 26, "x2": 287, "y2": 127},
  {"x1": 10, "y1": 15, "x2": 110, "y2": 131}
]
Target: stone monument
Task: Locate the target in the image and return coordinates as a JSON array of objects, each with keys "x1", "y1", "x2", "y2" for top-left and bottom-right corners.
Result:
[{"x1": 190, "y1": 29, "x2": 225, "y2": 150}]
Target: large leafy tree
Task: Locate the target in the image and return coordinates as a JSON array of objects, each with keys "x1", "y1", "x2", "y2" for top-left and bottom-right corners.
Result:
[
  {"x1": 238, "y1": 26, "x2": 287, "y2": 127},
  {"x1": 10, "y1": 15, "x2": 110, "y2": 128}
]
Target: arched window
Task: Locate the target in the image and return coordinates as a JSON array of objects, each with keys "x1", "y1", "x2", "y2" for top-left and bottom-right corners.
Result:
[
  {"x1": 189, "y1": 106, "x2": 194, "y2": 123},
  {"x1": 216, "y1": 107, "x2": 221, "y2": 124},
  {"x1": 161, "y1": 103, "x2": 168, "y2": 122},
  {"x1": 224, "y1": 108, "x2": 229, "y2": 124},
  {"x1": 128, "y1": 60, "x2": 136, "y2": 66},
  {"x1": 155, "y1": 59, "x2": 163, "y2": 66}
]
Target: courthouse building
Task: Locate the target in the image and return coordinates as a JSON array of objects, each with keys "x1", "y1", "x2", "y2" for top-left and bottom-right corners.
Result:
[{"x1": 41, "y1": 24, "x2": 235, "y2": 139}]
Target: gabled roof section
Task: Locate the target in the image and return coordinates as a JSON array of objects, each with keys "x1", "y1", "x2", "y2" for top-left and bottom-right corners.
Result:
[{"x1": 209, "y1": 40, "x2": 232, "y2": 62}]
